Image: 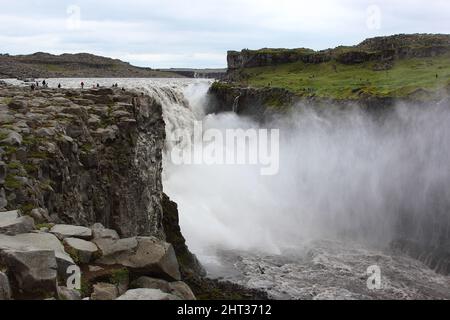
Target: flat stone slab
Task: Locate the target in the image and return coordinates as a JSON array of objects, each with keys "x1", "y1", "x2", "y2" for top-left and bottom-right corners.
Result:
[
  {"x1": 0, "y1": 210, "x2": 35, "y2": 235},
  {"x1": 50, "y1": 224, "x2": 92, "y2": 240},
  {"x1": 63, "y1": 237, "x2": 98, "y2": 264},
  {"x1": 0, "y1": 232, "x2": 75, "y2": 278}
]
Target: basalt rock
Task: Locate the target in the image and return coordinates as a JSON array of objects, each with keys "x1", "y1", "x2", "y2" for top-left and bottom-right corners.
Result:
[{"x1": 0, "y1": 84, "x2": 166, "y2": 239}]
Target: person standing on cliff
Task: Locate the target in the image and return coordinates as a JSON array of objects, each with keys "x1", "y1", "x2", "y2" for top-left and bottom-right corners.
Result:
[
  {"x1": 81, "y1": 81, "x2": 84, "y2": 89},
  {"x1": 58, "y1": 83, "x2": 61, "y2": 89}
]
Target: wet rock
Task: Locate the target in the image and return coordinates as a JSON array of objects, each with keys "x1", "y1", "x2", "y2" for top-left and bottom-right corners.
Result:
[
  {"x1": 0, "y1": 272, "x2": 12, "y2": 300},
  {"x1": 90, "y1": 282, "x2": 118, "y2": 300},
  {"x1": 96, "y1": 237, "x2": 181, "y2": 281},
  {"x1": 116, "y1": 288, "x2": 180, "y2": 300},
  {"x1": 63, "y1": 237, "x2": 98, "y2": 264},
  {"x1": 0, "y1": 249, "x2": 57, "y2": 299},
  {"x1": 50, "y1": 224, "x2": 92, "y2": 240},
  {"x1": 57, "y1": 285, "x2": 81, "y2": 300}
]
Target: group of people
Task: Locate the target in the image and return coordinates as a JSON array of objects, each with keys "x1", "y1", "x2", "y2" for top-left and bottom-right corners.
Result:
[
  {"x1": 30, "y1": 80, "x2": 124, "y2": 91},
  {"x1": 80, "y1": 82, "x2": 121, "y2": 89},
  {"x1": 30, "y1": 79, "x2": 49, "y2": 90}
]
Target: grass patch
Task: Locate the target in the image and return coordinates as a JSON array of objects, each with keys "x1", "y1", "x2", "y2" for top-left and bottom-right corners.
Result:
[{"x1": 237, "y1": 53, "x2": 450, "y2": 99}]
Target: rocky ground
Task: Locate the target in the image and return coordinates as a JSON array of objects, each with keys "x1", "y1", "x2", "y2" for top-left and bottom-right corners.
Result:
[
  {"x1": 0, "y1": 82, "x2": 192, "y2": 299},
  {"x1": 0, "y1": 52, "x2": 182, "y2": 79},
  {"x1": 0, "y1": 217, "x2": 196, "y2": 300},
  {"x1": 205, "y1": 240, "x2": 450, "y2": 300}
]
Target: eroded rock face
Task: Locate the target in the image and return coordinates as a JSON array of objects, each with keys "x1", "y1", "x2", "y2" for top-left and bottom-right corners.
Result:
[{"x1": 0, "y1": 84, "x2": 165, "y2": 239}]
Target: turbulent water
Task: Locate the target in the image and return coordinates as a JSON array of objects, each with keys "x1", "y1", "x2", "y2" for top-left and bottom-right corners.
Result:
[{"x1": 11, "y1": 78, "x2": 450, "y2": 299}]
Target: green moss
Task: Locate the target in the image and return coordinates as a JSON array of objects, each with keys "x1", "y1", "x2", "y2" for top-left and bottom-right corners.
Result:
[
  {"x1": 64, "y1": 245, "x2": 81, "y2": 264},
  {"x1": 39, "y1": 179, "x2": 53, "y2": 191},
  {"x1": 1, "y1": 97, "x2": 13, "y2": 105},
  {"x1": 23, "y1": 163, "x2": 38, "y2": 174},
  {"x1": 3, "y1": 145, "x2": 17, "y2": 156},
  {"x1": 36, "y1": 223, "x2": 53, "y2": 229},
  {"x1": 7, "y1": 161, "x2": 21, "y2": 170},
  {"x1": 20, "y1": 203, "x2": 34, "y2": 215},
  {"x1": 210, "y1": 81, "x2": 233, "y2": 91},
  {"x1": 0, "y1": 132, "x2": 8, "y2": 141},
  {"x1": 29, "y1": 151, "x2": 49, "y2": 159},
  {"x1": 80, "y1": 143, "x2": 94, "y2": 153},
  {"x1": 4, "y1": 174, "x2": 22, "y2": 189},
  {"x1": 79, "y1": 277, "x2": 92, "y2": 298},
  {"x1": 110, "y1": 268, "x2": 129, "y2": 285}
]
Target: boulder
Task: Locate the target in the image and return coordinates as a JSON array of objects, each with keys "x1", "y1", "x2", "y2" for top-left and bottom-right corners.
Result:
[
  {"x1": 131, "y1": 276, "x2": 171, "y2": 292},
  {"x1": 93, "y1": 237, "x2": 138, "y2": 256},
  {"x1": 57, "y1": 285, "x2": 81, "y2": 300},
  {"x1": 129, "y1": 276, "x2": 195, "y2": 300},
  {"x1": 29, "y1": 208, "x2": 51, "y2": 224},
  {"x1": 91, "y1": 223, "x2": 119, "y2": 241},
  {"x1": 0, "y1": 233, "x2": 75, "y2": 279},
  {"x1": 169, "y1": 281, "x2": 196, "y2": 300},
  {"x1": 0, "y1": 249, "x2": 57, "y2": 299},
  {"x1": 0, "y1": 272, "x2": 12, "y2": 300},
  {"x1": 63, "y1": 238, "x2": 99, "y2": 264},
  {"x1": 35, "y1": 127, "x2": 56, "y2": 138},
  {"x1": 116, "y1": 288, "x2": 180, "y2": 300},
  {"x1": 90, "y1": 282, "x2": 118, "y2": 300},
  {"x1": 50, "y1": 224, "x2": 92, "y2": 240},
  {"x1": 0, "y1": 210, "x2": 35, "y2": 235},
  {"x1": 96, "y1": 237, "x2": 181, "y2": 281}
]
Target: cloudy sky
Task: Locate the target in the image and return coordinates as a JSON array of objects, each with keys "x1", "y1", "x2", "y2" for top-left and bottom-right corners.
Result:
[{"x1": 0, "y1": 0, "x2": 449, "y2": 68}]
